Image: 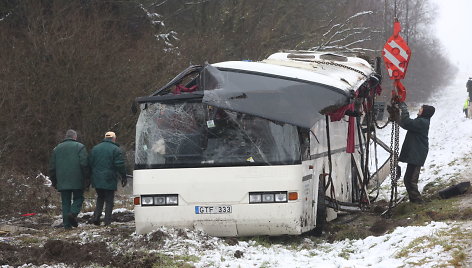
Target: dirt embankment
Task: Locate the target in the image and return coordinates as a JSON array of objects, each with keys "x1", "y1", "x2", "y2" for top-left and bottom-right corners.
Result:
[{"x1": 0, "y1": 212, "x2": 188, "y2": 267}]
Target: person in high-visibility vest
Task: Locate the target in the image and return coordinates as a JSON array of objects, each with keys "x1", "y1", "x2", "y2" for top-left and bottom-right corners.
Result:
[
  {"x1": 467, "y1": 78, "x2": 472, "y2": 101},
  {"x1": 463, "y1": 97, "x2": 469, "y2": 118}
]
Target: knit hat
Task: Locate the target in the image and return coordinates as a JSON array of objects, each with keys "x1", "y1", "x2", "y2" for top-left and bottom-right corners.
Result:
[
  {"x1": 421, "y1": 105, "x2": 435, "y2": 119},
  {"x1": 104, "y1": 131, "x2": 116, "y2": 138}
]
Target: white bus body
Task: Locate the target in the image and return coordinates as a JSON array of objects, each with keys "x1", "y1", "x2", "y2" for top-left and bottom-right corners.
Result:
[{"x1": 133, "y1": 51, "x2": 388, "y2": 236}]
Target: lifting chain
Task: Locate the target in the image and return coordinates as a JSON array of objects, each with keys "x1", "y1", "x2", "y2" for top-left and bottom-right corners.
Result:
[
  {"x1": 309, "y1": 59, "x2": 369, "y2": 78},
  {"x1": 386, "y1": 120, "x2": 400, "y2": 216},
  {"x1": 375, "y1": 118, "x2": 390, "y2": 129}
]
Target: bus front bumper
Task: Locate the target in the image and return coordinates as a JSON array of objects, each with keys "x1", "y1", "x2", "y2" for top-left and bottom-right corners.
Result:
[{"x1": 134, "y1": 202, "x2": 305, "y2": 237}]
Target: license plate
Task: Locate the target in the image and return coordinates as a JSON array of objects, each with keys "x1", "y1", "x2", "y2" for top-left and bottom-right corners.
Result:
[{"x1": 195, "y1": 205, "x2": 232, "y2": 214}]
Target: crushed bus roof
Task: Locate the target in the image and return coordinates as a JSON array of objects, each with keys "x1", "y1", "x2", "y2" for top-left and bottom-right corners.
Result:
[{"x1": 137, "y1": 51, "x2": 378, "y2": 129}]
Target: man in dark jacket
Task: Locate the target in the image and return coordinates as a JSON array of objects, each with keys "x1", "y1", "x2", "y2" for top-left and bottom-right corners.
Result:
[
  {"x1": 467, "y1": 78, "x2": 472, "y2": 101},
  {"x1": 397, "y1": 102, "x2": 435, "y2": 203},
  {"x1": 49, "y1": 129, "x2": 89, "y2": 229},
  {"x1": 89, "y1": 131, "x2": 127, "y2": 226}
]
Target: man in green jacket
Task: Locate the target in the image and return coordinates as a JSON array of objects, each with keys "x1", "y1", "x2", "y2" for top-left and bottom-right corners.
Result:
[
  {"x1": 49, "y1": 129, "x2": 89, "y2": 229},
  {"x1": 89, "y1": 131, "x2": 127, "y2": 226},
  {"x1": 398, "y1": 102, "x2": 435, "y2": 203}
]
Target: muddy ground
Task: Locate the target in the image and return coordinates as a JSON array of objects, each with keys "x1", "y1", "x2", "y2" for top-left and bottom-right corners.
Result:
[{"x1": 1, "y1": 182, "x2": 472, "y2": 267}]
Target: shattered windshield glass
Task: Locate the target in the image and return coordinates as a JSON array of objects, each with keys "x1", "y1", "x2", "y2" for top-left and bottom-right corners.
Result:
[{"x1": 135, "y1": 102, "x2": 301, "y2": 169}]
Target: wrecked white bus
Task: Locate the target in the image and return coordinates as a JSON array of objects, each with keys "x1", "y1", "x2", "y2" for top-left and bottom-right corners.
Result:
[{"x1": 132, "y1": 51, "x2": 389, "y2": 236}]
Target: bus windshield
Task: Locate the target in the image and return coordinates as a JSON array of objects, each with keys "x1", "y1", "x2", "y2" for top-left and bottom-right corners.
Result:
[{"x1": 135, "y1": 102, "x2": 301, "y2": 169}]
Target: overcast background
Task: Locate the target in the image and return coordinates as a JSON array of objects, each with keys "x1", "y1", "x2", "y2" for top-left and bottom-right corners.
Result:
[{"x1": 432, "y1": 0, "x2": 472, "y2": 73}]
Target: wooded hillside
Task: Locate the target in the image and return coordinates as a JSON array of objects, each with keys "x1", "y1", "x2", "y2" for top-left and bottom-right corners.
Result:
[{"x1": 0, "y1": 0, "x2": 456, "y2": 173}]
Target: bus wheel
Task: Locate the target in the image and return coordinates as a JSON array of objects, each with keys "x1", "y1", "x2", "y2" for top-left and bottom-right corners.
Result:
[{"x1": 312, "y1": 178, "x2": 326, "y2": 236}]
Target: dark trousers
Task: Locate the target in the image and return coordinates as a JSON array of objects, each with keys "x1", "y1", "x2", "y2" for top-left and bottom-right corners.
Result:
[
  {"x1": 93, "y1": 189, "x2": 115, "y2": 225},
  {"x1": 60, "y1": 190, "x2": 84, "y2": 228},
  {"x1": 404, "y1": 164, "x2": 422, "y2": 202}
]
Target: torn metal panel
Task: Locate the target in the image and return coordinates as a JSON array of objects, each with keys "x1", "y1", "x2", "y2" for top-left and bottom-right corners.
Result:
[
  {"x1": 201, "y1": 64, "x2": 351, "y2": 129},
  {"x1": 151, "y1": 65, "x2": 202, "y2": 96}
]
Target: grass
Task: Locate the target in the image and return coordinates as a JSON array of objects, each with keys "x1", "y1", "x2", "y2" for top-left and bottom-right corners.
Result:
[
  {"x1": 151, "y1": 253, "x2": 199, "y2": 268},
  {"x1": 240, "y1": 235, "x2": 304, "y2": 249},
  {"x1": 18, "y1": 235, "x2": 41, "y2": 244},
  {"x1": 450, "y1": 250, "x2": 467, "y2": 267},
  {"x1": 329, "y1": 226, "x2": 371, "y2": 241},
  {"x1": 246, "y1": 236, "x2": 272, "y2": 248},
  {"x1": 338, "y1": 247, "x2": 355, "y2": 259},
  {"x1": 391, "y1": 195, "x2": 472, "y2": 224},
  {"x1": 326, "y1": 214, "x2": 375, "y2": 241},
  {"x1": 259, "y1": 261, "x2": 271, "y2": 268},
  {"x1": 395, "y1": 223, "x2": 471, "y2": 267},
  {"x1": 396, "y1": 236, "x2": 427, "y2": 258}
]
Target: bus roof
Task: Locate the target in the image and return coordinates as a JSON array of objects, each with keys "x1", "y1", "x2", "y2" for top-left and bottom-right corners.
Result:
[{"x1": 212, "y1": 51, "x2": 374, "y2": 93}]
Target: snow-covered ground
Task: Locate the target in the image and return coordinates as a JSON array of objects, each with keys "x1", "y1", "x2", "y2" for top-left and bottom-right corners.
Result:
[{"x1": 165, "y1": 221, "x2": 458, "y2": 268}]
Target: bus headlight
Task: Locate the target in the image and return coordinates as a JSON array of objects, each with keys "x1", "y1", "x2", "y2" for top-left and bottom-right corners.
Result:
[
  {"x1": 274, "y1": 193, "x2": 287, "y2": 202},
  {"x1": 166, "y1": 195, "x2": 178, "y2": 205},
  {"x1": 262, "y1": 193, "x2": 275, "y2": 203},
  {"x1": 249, "y1": 191, "x2": 288, "y2": 204},
  {"x1": 249, "y1": 193, "x2": 262, "y2": 203},
  {"x1": 154, "y1": 196, "x2": 166, "y2": 205},
  {"x1": 140, "y1": 194, "x2": 179, "y2": 206},
  {"x1": 142, "y1": 196, "x2": 154, "y2": 206}
]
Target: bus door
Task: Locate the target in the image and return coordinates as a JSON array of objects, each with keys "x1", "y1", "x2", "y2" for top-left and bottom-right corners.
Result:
[{"x1": 300, "y1": 129, "x2": 316, "y2": 230}]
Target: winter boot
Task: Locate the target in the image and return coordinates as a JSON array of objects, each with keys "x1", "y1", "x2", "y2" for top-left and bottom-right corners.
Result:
[
  {"x1": 68, "y1": 213, "x2": 78, "y2": 227},
  {"x1": 89, "y1": 215, "x2": 101, "y2": 226}
]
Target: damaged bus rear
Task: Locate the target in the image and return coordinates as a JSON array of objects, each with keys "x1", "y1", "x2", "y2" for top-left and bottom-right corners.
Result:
[{"x1": 133, "y1": 51, "x2": 389, "y2": 236}]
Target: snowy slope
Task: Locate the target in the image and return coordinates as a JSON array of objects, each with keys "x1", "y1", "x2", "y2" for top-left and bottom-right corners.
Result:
[{"x1": 420, "y1": 72, "x2": 472, "y2": 189}]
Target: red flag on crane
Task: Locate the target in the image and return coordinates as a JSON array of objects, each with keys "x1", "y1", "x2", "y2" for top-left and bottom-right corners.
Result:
[{"x1": 382, "y1": 20, "x2": 411, "y2": 102}]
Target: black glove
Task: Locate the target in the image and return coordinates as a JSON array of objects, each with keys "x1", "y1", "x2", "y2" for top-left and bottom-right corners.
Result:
[
  {"x1": 398, "y1": 101, "x2": 407, "y2": 109},
  {"x1": 386, "y1": 104, "x2": 400, "y2": 122},
  {"x1": 121, "y1": 176, "x2": 127, "y2": 187}
]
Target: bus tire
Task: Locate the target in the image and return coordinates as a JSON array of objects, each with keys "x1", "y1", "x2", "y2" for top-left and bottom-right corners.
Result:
[{"x1": 312, "y1": 178, "x2": 326, "y2": 236}]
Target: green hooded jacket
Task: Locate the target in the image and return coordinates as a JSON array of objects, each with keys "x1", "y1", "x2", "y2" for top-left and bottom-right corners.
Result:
[
  {"x1": 89, "y1": 139, "x2": 126, "y2": 190},
  {"x1": 398, "y1": 103, "x2": 430, "y2": 166},
  {"x1": 49, "y1": 139, "x2": 89, "y2": 190}
]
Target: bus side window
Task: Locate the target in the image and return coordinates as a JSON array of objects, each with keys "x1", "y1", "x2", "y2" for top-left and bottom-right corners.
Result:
[{"x1": 299, "y1": 129, "x2": 310, "y2": 160}]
